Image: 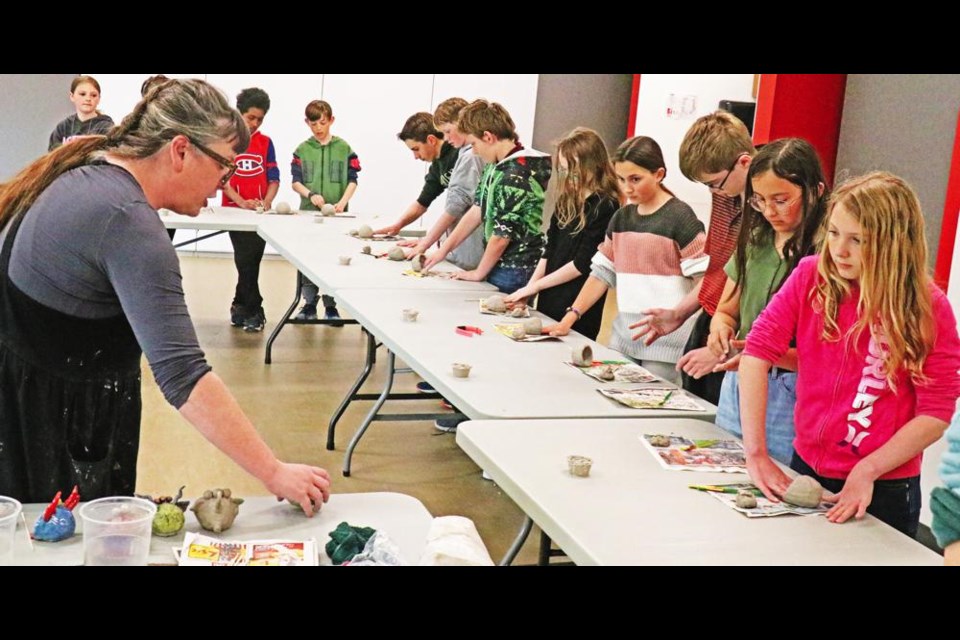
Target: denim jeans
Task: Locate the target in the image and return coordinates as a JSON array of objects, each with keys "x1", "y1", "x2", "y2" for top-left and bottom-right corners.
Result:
[
  {"x1": 716, "y1": 369, "x2": 796, "y2": 465},
  {"x1": 487, "y1": 265, "x2": 536, "y2": 295},
  {"x1": 791, "y1": 452, "x2": 921, "y2": 538}
]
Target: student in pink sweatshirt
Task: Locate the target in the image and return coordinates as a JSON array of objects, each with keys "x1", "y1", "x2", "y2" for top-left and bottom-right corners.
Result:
[{"x1": 739, "y1": 172, "x2": 960, "y2": 537}]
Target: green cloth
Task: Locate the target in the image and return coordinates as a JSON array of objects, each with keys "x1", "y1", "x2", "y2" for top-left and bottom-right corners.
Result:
[
  {"x1": 325, "y1": 521, "x2": 377, "y2": 565},
  {"x1": 294, "y1": 136, "x2": 355, "y2": 211},
  {"x1": 475, "y1": 150, "x2": 551, "y2": 270},
  {"x1": 931, "y1": 486, "x2": 960, "y2": 549},
  {"x1": 724, "y1": 242, "x2": 787, "y2": 339}
]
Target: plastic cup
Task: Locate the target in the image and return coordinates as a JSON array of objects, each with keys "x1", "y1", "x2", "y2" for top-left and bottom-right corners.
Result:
[
  {"x1": 78, "y1": 497, "x2": 156, "y2": 566},
  {"x1": 0, "y1": 496, "x2": 22, "y2": 565}
]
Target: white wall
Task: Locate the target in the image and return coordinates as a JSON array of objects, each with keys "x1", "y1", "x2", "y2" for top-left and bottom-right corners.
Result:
[
  {"x1": 633, "y1": 74, "x2": 755, "y2": 226},
  {"x1": 90, "y1": 74, "x2": 540, "y2": 253}
]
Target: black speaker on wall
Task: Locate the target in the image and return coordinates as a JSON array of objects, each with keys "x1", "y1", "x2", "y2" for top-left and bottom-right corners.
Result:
[{"x1": 719, "y1": 100, "x2": 757, "y2": 136}]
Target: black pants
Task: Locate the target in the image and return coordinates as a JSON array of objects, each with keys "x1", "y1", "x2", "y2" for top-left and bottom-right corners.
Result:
[
  {"x1": 229, "y1": 231, "x2": 265, "y2": 313},
  {"x1": 791, "y1": 452, "x2": 921, "y2": 538},
  {"x1": 680, "y1": 310, "x2": 724, "y2": 405}
]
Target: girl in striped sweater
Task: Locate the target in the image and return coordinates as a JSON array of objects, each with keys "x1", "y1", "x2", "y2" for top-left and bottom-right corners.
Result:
[{"x1": 545, "y1": 136, "x2": 707, "y2": 382}]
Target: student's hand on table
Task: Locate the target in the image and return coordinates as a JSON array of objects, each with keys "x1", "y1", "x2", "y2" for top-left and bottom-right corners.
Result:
[
  {"x1": 262, "y1": 200, "x2": 274, "y2": 211},
  {"x1": 451, "y1": 269, "x2": 484, "y2": 282},
  {"x1": 707, "y1": 324, "x2": 736, "y2": 358},
  {"x1": 266, "y1": 462, "x2": 332, "y2": 517},
  {"x1": 334, "y1": 201, "x2": 346, "y2": 213},
  {"x1": 422, "y1": 251, "x2": 446, "y2": 272},
  {"x1": 713, "y1": 352, "x2": 742, "y2": 372},
  {"x1": 822, "y1": 462, "x2": 875, "y2": 524},
  {"x1": 237, "y1": 198, "x2": 259, "y2": 210},
  {"x1": 746, "y1": 454, "x2": 791, "y2": 502},
  {"x1": 404, "y1": 243, "x2": 429, "y2": 259},
  {"x1": 544, "y1": 321, "x2": 572, "y2": 337},
  {"x1": 629, "y1": 308, "x2": 683, "y2": 345},
  {"x1": 309, "y1": 193, "x2": 326, "y2": 208},
  {"x1": 676, "y1": 346, "x2": 723, "y2": 379},
  {"x1": 396, "y1": 238, "x2": 419, "y2": 248},
  {"x1": 504, "y1": 284, "x2": 537, "y2": 306},
  {"x1": 374, "y1": 223, "x2": 402, "y2": 236}
]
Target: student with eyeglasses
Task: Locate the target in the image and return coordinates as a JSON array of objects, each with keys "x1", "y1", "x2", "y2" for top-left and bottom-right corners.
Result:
[
  {"x1": 503, "y1": 127, "x2": 620, "y2": 340},
  {"x1": 706, "y1": 138, "x2": 829, "y2": 464},
  {"x1": 629, "y1": 111, "x2": 755, "y2": 404},
  {"x1": 740, "y1": 172, "x2": 960, "y2": 537},
  {"x1": 0, "y1": 79, "x2": 331, "y2": 514}
]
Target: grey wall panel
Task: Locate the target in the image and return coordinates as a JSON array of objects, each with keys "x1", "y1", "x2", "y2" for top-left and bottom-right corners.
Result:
[{"x1": 0, "y1": 74, "x2": 78, "y2": 181}]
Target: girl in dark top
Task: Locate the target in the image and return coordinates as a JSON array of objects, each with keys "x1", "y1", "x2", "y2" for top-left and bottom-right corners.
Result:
[
  {"x1": 0, "y1": 79, "x2": 330, "y2": 513},
  {"x1": 503, "y1": 127, "x2": 620, "y2": 339},
  {"x1": 48, "y1": 76, "x2": 115, "y2": 151}
]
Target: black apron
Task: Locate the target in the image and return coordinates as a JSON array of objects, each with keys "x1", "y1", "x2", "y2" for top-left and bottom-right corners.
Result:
[{"x1": 0, "y1": 209, "x2": 143, "y2": 503}]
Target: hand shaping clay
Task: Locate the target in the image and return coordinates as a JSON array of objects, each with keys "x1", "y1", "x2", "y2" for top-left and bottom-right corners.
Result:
[
  {"x1": 783, "y1": 475, "x2": 824, "y2": 508},
  {"x1": 484, "y1": 294, "x2": 507, "y2": 313},
  {"x1": 358, "y1": 224, "x2": 374, "y2": 238},
  {"x1": 274, "y1": 201, "x2": 291, "y2": 215}
]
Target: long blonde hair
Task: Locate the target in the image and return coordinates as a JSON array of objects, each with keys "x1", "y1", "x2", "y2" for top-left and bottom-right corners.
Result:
[
  {"x1": 813, "y1": 171, "x2": 935, "y2": 387},
  {"x1": 553, "y1": 127, "x2": 620, "y2": 232},
  {"x1": 0, "y1": 78, "x2": 248, "y2": 229}
]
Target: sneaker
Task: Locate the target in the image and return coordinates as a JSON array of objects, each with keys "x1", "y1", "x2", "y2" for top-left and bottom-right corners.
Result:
[
  {"x1": 434, "y1": 417, "x2": 463, "y2": 433},
  {"x1": 324, "y1": 306, "x2": 344, "y2": 328},
  {"x1": 440, "y1": 399, "x2": 454, "y2": 411},
  {"x1": 417, "y1": 381, "x2": 438, "y2": 394},
  {"x1": 242, "y1": 308, "x2": 266, "y2": 333},
  {"x1": 295, "y1": 304, "x2": 318, "y2": 321},
  {"x1": 230, "y1": 304, "x2": 245, "y2": 327}
]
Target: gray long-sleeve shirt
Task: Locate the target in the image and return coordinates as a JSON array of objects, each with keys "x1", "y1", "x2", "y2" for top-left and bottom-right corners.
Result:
[
  {"x1": 5, "y1": 163, "x2": 210, "y2": 407},
  {"x1": 445, "y1": 145, "x2": 486, "y2": 271}
]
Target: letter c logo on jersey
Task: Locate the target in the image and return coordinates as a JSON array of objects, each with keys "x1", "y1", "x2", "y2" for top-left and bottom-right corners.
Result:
[{"x1": 234, "y1": 153, "x2": 265, "y2": 178}]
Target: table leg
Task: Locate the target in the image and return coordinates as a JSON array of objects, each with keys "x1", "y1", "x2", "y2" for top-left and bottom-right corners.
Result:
[
  {"x1": 499, "y1": 515, "x2": 534, "y2": 566},
  {"x1": 343, "y1": 350, "x2": 398, "y2": 477},
  {"x1": 327, "y1": 328, "x2": 376, "y2": 450},
  {"x1": 265, "y1": 270, "x2": 305, "y2": 364}
]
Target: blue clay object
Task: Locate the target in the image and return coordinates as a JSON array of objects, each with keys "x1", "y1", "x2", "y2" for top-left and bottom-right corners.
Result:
[{"x1": 33, "y1": 506, "x2": 76, "y2": 542}]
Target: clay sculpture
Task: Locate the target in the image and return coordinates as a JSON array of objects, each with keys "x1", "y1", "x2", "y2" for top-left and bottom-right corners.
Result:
[
  {"x1": 191, "y1": 488, "x2": 244, "y2": 533},
  {"x1": 411, "y1": 254, "x2": 427, "y2": 272},
  {"x1": 321, "y1": 203, "x2": 337, "y2": 216},
  {"x1": 361, "y1": 245, "x2": 372, "y2": 255},
  {"x1": 597, "y1": 365, "x2": 616, "y2": 381},
  {"x1": 571, "y1": 343, "x2": 593, "y2": 366},
  {"x1": 137, "y1": 485, "x2": 190, "y2": 537},
  {"x1": 735, "y1": 489, "x2": 758, "y2": 509},
  {"x1": 387, "y1": 247, "x2": 406, "y2": 261},
  {"x1": 508, "y1": 306, "x2": 526, "y2": 318},
  {"x1": 402, "y1": 308, "x2": 419, "y2": 322},
  {"x1": 274, "y1": 201, "x2": 292, "y2": 215},
  {"x1": 783, "y1": 475, "x2": 824, "y2": 508},
  {"x1": 484, "y1": 294, "x2": 507, "y2": 313},
  {"x1": 452, "y1": 363, "x2": 472, "y2": 378},
  {"x1": 567, "y1": 455, "x2": 593, "y2": 477},
  {"x1": 338, "y1": 256, "x2": 352, "y2": 266},
  {"x1": 358, "y1": 224, "x2": 374, "y2": 238},
  {"x1": 648, "y1": 434, "x2": 671, "y2": 447},
  {"x1": 32, "y1": 486, "x2": 80, "y2": 542},
  {"x1": 523, "y1": 318, "x2": 542, "y2": 335}
]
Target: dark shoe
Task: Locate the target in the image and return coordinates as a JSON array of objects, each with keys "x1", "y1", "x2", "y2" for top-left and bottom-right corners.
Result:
[
  {"x1": 434, "y1": 417, "x2": 463, "y2": 433},
  {"x1": 243, "y1": 308, "x2": 266, "y2": 333},
  {"x1": 417, "y1": 381, "x2": 438, "y2": 394},
  {"x1": 230, "y1": 304, "x2": 245, "y2": 327},
  {"x1": 324, "y1": 306, "x2": 344, "y2": 328},
  {"x1": 295, "y1": 304, "x2": 318, "y2": 321}
]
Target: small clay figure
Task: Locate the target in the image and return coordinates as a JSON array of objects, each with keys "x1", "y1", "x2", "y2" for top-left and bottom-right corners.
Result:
[
  {"x1": 484, "y1": 294, "x2": 507, "y2": 313},
  {"x1": 274, "y1": 201, "x2": 292, "y2": 215},
  {"x1": 358, "y1": 224, "x2": 374, "y2": 238},
  {"x1": 402, "y1": 308, "x2": 419, "y2": 322},
  {"x1": 361, "y1": 245, "x2": 372, "y2": 255},
  {"x1": 735, "y1": 489, "x2": 758, "y2": 509},
  {"x1": 783, "y1": 475, "x2": 824, "y2": 508},
  {"x1": 321, "y1": 203, "x2": 337, "y2": 216},
  {"x1": 508, "y1": 306, "x2": 526, "y2": 318},
  {"x1": 452, "y1": 363, "x2": 472, "y2": 378},
  {"x1": 32, "y1": 486, "x2": 80, "y2": 542},
  {"x1": 571, "y1": 343, "x2": 593, "y2": 366},
  {"x1": 137, "y1": 485, "x2": 190, "y2": 537},
  {"x1": 387, "y1": 247, "x2": 406, "y2": 261},
  {"x1": 411, "y1": 254, "x2": 427, "y2": 273},
  {"x1": 523, "y1": 318, "x2": 542, "y2": 335},
  {"x1": 567, "y1": 455, "x2": 593, "y2": 477},
  {"x1": 338, "y1": 256, "x2": 352, "y2": 266},
  {"x1": 597, "y1": 365, "x2": 616, "y2": 381},
  {"x1": 648, "y1": 434, "x2": 671, "y2": 447},
  {"x1": 191, "y1": 488, "x2": 244, "y2": 533}
]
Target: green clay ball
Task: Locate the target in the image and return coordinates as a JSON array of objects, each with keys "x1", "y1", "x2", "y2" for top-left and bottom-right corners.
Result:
[{"x1": 152, "y1": 503, "x2": 186, "y2": 537}]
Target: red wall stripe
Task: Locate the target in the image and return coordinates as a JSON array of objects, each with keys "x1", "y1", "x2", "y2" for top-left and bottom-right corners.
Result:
[
  {"x1": 933, "y1": 109, "x2": 960, "y2": 291},
  {"x1": 753, "y1": 74, "x2": 777, "y2": 145},
  {"x1": 627, "y1": 74, "x2": 641, "y2": 138}
]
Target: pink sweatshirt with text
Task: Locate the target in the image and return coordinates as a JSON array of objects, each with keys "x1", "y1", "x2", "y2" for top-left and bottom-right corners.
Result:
[{"x1": 745, "y1": 256, "x2": 960, "y2": 480}]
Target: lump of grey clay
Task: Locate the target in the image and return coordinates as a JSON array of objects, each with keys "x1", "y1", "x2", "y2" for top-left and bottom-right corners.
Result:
[
  {"x1": 735, "y1": 490, "x2": 758, "y2": 509},
  {"x1": 321, "y1": 203, "x2": 337, "y2": 216},
  {"x1": 508, "y1": 306, "x2": 526, "y2": 318},
  {"x1": 648, "y1": 434, "x2": 671, "y2": 447},
  {"x1": 485, "y1": 294, "x2": 507, "y2": 313},
  {"x1": 274, "y1": 201, "x2": 291, "y2": 215},
  {"x1": 387, "y1": 247, "x2": 406, "y2": 261},
  {"x1": 411, "y1": 254, "x2": 427, "y2": 272},
  {"x1": 783, "y1": 475, "x2": 824, "y2": 508},
  {"x1": 597, "y1": 365, "x2": 616, "y2": 381},
  {"x1": 349, "y1": 228, "x2": 359, "y2": 236},
  {"x1": 361, "y1": 245, "x2": 372, "y2": 255},
  {"x1": 510, "y1": 324, "x2": 526, "y2": 340},
  {"x1": 523, "y1": 318, "x2": 542, "y2": 335},
  {"x1": 358, "y1": 224, "x2": 374, "y2": 239}
]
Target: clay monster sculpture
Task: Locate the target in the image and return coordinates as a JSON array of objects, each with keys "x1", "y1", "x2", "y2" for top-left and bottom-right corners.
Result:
[
  {"x1": 33, "y1": 486, "x2": 80, "y2": 542},
  {"x1": 191, "y1": 488, "x2": 244, "y2": 534},
  {"x1": 136, "y1": 485, "x2": 190, "y2": 537}
]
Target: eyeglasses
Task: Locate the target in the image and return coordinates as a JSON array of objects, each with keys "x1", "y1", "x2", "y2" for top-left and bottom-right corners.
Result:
[
  {"x1": 748, "y1": 193, "x2": 803, "y2": 215},
  {"x1": 188, "y1": 137, "x2": 236, "y2": 186},
  {"x1": 701, "y1": 154, "x2": 744, "y2": 192}
]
